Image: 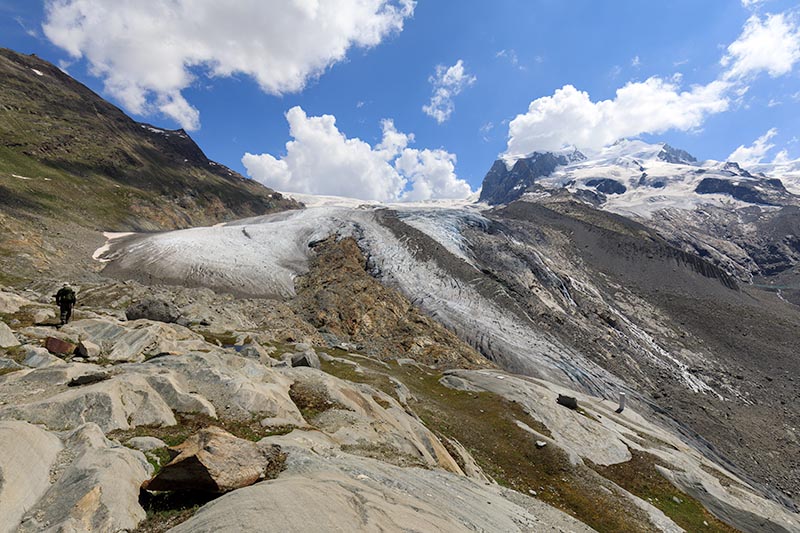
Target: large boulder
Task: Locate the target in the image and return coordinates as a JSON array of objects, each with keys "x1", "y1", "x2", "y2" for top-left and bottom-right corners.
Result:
[
  {"x1": 0, "y1": 421, "x2": 63, "y2": 533},
  {"x1": 0, "y1": 321, "x2": 19, "y2": 348},
  {"x1": 126, "y1": 298, "x2": 181, "y2": 323},
  {"x1": 0, "y1": 373, "x2": 178, "y2": 432},
  {"x1": 22, "y1": 345, "x2": 66, "y2": 368},
  {"x1": 45, "y1": 336, "x2": 76, "y2": 355},
  {"x1": 143, "y1": 427, "x2": 285, "y2": 493},
  {"x1": 290, "y1": 350, "x2": 320, "y2": 369}
]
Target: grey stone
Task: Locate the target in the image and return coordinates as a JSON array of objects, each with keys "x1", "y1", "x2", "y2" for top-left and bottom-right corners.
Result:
[
  {"x1": 76, "y1": 339, "x2": 101, "y2": 359},
  {"x1": 125, "y1": 298, "x2": 181, "y2": 323},
  {"x1": 21, "y1": 345, "x2": 66, "y2": 368},
  {"x1": 32, "y1": 308, "x2": 55, "y2": 324},
  {"x1": 0, "y1": 321, "x2": 19, "y2": 348},
  {"x1": 556, "y1": 394, "x2": 579, "y2": 410},
  {"x1": 290, "y1": 350, "x2": 320, "y2": 369},
  {"x1": 0, "y1": 357, "x2": 23, "y2": 371},
  {"x1": 126, "y1": 436, "x2": 168, "y2": 452}
]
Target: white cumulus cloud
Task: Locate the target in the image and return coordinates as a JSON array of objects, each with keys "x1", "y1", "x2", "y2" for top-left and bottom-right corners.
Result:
[
  {"x1": 728, "y1": 127, "x2": 778, "y2": 164},
  {"x1": 422, "y1": 59, "x2": 476, "y2": 124},
  {"x1": 242, "y1": 107, "x2": 472, "y2": 202},
  {"x1": 42, "y1": 0, "x2": 415, "y2": 130},
  {"x1": 721, "y1": 13, "x2": 800, "y2": 79},
  {"x1": 505, "y1": 9, "x2": 800, "y2": 158},
  {"x1": 505, "y1": 78, "x2": 730, "y2": 157}
]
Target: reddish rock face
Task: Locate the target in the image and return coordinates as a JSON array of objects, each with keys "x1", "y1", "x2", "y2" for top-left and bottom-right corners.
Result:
[{"x1": 45, "y1": 336, "x2": 77, "y2": 355}]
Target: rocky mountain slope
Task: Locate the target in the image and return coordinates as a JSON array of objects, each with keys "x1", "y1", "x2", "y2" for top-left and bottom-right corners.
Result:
[
  {"x1": 0, "y1": 48, "x2": 299, "y2": 280},
  {"x1": 479, "y1": 140, "x2": 800, "y2": 302},
  {"x1": 98, "y1": 192, "x2": 800, "y2": 524}
]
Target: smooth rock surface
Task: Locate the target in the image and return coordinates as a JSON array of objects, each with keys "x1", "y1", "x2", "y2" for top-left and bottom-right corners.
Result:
[
  {"x1": 0, "y1": 421, "x2": 63, "y2": 533},
  {"x1": 18, "y1": 423, "x2": 151, "y2": 533},
  {"x1": 22, "y1": 345, "x2": 66, "y2": 368},
  {"x1": 170, "y1": 448, "x2": 597, "y2": 533},
  {"x1": 0, "y1": 373, "x2": 177, "y2": 431},
  {"x1": 0, "y1": 321, "x2": 19, "y2": 348}
]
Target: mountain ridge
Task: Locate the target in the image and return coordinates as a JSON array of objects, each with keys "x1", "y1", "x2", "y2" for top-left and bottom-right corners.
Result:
[{"x1": 0, "y1": 47, "x2": 300, "y2": 279}]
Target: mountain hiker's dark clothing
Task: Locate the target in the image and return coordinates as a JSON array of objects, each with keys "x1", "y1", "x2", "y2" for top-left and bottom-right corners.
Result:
[{"x1": 55, "y1": 287, "x2": 76, "y2": 325}]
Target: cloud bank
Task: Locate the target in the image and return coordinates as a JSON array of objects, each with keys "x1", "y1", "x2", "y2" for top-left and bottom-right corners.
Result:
[
  {"x1": 505, "y1": 11, "x2": 800, "y2": 158},
  {"x1": 242, "y1": 107, "x2": 472, "y2": 202},
  {"x1": 43, "y1": 0, "x2": 415, "y2": 130},
  {"x1": 423, "y1": 60, "x2": 476, "y2": 124},
  {"x1": 506, "y1": 78, "x2": 730, "y2": 157},
  {"x1": 728, "y1": 128, "x2": 778, "y2": 164}
]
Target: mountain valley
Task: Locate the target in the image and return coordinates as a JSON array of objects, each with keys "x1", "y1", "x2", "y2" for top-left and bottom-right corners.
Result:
[{"x1": 1, "y1": 48, "x2": 800, "y2": 533}]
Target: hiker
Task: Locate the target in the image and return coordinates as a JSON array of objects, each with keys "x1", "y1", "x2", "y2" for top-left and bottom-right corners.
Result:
[{"x1": 54, "y1": 283, "x2": 76, "y2": 325}]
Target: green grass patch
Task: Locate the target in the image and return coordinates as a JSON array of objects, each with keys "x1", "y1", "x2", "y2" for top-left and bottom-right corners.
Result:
[
  {"x1": 109, "y1": 413, "x2": 297, "y2": 447},
  {"x1": 2, "y1": 345, "x2": 27, "y2": 364},
  {"x1": 288, "y1": 381, "x2": 349, "y2": 421},
  {"x1": 320, "y1": 353, "x2": 660, "y2": 533},
  {"x1": 198, "y1": 330, "x2": 239, "y2": 347},
  {"x1": 591, "y1": 450, "x2": 740, "y2": 533}
]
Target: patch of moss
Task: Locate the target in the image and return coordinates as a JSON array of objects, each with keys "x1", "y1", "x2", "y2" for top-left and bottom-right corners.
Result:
[
  {"x1": 144, "y1": 447, "x2": 175, "y2": 475},
  {"x1": 2, "y1": 345, "x2": 26, "y2": 364},
  {"x1": 340, "y1": 442, "x2": 428, "y2": 468},
  {"x1": 320, "y1": 353, "x2": 659, "y2": 533},
  {"x1": 198, "y1": 331, "x2": 239, "y2": 347},
  {"x1": 591, "y1": 450, "x2": 740, "y2": 533},
  {"x1": 109, "y1": 413, "x2": 296, "y2": 447},
  {"x1": 288, "y1": 381, "x2": 348, "y2": 421},
  {"x1": 0, "y1": 367, "x2": 22, "y2": 376}
]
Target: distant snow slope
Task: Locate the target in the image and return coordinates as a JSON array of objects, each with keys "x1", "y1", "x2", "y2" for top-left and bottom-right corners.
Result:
[{"x1": 537, "y1": 139, "x2": 790, "y2": 218}]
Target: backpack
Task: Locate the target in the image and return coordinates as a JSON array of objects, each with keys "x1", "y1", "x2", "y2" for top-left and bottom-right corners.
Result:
[{"x1": 57, "y1": 287, "x2": 76, "y2": 305}]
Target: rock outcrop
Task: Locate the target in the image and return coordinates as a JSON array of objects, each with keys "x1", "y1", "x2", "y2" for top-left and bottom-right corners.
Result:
[
  {"x1": 144, "y1": 427, "x2": 285, "y2": 492},
  {"x1": 169, "y1": 447, "x2": 596, "y2": 533},
  {"x1": 0, "y1": 322, "x2": 18, "y2": 348},
  {"x1": 126, "y1": 298, "x2": 182, "y2": 323},
  {"x1": 17, "y1": 423, "x2": 151, "y2": 533},
  {"x1": 0, "y1": 421, "x2": 63, "y2": 533}
]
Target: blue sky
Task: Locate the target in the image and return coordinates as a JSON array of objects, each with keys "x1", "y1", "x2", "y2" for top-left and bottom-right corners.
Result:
[{"x1": 2, "y1": 0, "x2": 800, "y2": 200}]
